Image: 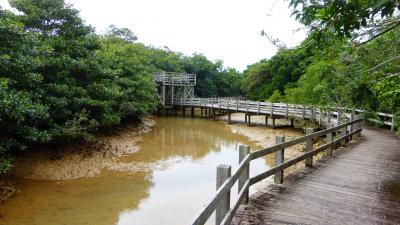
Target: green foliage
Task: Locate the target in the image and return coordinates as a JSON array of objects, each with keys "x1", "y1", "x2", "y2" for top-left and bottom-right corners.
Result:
[
  {"x1": 268, "y1": 90, "x2": 285, "y2": 102},
  {"x1": 104, "y1": 24, "x2": 138, "y2": 43},
  {"x1": 289, "y1": 0, "x2": 400, "y2": 38},
  {"x1": 241, "y1": 45, "x2": 313, "y2": 100},
  {"x1": 0, "y1": 0, "x2": 159, "y2": 172},
  {"x1": 183, "y1": 53, "x2": 242, "y2": 97}
]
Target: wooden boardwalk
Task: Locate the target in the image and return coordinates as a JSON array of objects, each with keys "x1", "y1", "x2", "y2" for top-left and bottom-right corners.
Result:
[
  {"x1": 231, "y1": 126, "x2": 400, "y2": 225},
  {"x1": 167, "y1": 97, "x2": 395, "y2": 130}
]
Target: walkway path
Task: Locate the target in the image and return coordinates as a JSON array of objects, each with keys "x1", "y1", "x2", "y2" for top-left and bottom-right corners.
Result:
[{"x1": 231, "y1": 126, "x2": 400, "y2": 225}]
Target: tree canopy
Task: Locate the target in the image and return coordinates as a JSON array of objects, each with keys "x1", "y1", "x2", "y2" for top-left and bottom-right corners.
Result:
[{"x1": 289, "y1": 0, "x2": 400, "y2": 43}]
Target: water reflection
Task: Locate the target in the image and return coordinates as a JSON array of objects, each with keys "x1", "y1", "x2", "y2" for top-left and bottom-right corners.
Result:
[
  {"x1": 0, "y1": 117, "x2": 270, "y2": 225},
  {"x1": 116, "y1": 117, "x2": 269, "y2": 225}
]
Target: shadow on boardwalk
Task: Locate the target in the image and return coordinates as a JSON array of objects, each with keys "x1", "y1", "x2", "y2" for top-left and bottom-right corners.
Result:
[{"x1": 232, "y1": 126, "x2": 400, "y2": 225}]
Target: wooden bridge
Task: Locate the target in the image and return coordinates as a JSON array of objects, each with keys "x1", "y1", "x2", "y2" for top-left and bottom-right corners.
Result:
[
  {"x1": 167, "y1": 97, "x2": 399, "y2": 225},
  {"x1": 164, "y1": 97, "x2": 395, "y2": 130}
]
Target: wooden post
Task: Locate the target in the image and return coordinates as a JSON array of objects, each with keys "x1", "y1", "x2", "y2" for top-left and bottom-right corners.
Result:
[
  {"x1": 239, "y1": 145, "x2": 250, "y2": 204},
  {"x1": 211, "y1": 99, "x2": 214, "y2": 114},
  {"x1": 341, "y1": 125, "x2": 347, "y2": 147},
  {"x1": 247, "y1": 114, "x2": 251, "y2": 127},
  {"x1": 228, "y1": 111, "x2": 231, "y2": 124},
  {"x1": 227, "y1": 100, "x2": 230, "y2": 119},
  {"x1": 191, "y1": 107, "x2": 194, "y2": 117},
  {"x1": 285, "y1": 103, "x2": 289, "y2": 118},
  {"x1": 182, "y1": 107, "x2": 186, "y2": 116},
  {"x1": 328, "y1": 110, "x2": 331, "y2": 123},
  {"x1": 257, "y1": 101, "x2": 260, "y2": 115},
  {"x1": 391, "y1": 116, "x2": 395, "y2": 131},
  {"x1": 171, "y1": 85, "x2": 174, "y2": 105},
  {"x1": 272, "y1": 118, "x2": 276, "y2": 129},
  {"x1": 236, "y1": 99, "x2": 239, "y2": 112},
  {"x1": 302, "y1": 105, "x2": 305, "y2": 119},
  {"x1": 270, "y1": 103, "x2": 274, "y2": 118},
  {"x1": 265, "y1": 115, "x2": 268, "y2": 127},
  {"x1": 350, "y1": 114, "x2": 355, "y2": 140},
  {"x1": 305, "y1": 128, "x2": 314, "y2": 167},
  {"x1": 311, "y1": 106, "x2": 315, "y2": 121},
  {"x1": 326, "y1": 123, "x2": 333, "y2": 156},
  {"x1": 200, "y1": 107, "x2": 203, "y2": 117},
  {"x1": 290, "y1": 119, "x2": 294, "y2": 127},
  {"x1": 216, "y1": 164, "x2": 231, "y2": 225},
  {"x1": 245, "y1": 113, "x2": 247, "y2": 123},
  {"x1": 356, "y1": 115, "x2": 362, "y2": 138},
  {"x1": 274, "y1": 136, "x2": 285, "y2": 184},
  {"x1": 162, "y1": 85, "x2": 166, "y2": 106},
  {"x1": 318, "y1": 109, "x2": 322, "y2": 125}
]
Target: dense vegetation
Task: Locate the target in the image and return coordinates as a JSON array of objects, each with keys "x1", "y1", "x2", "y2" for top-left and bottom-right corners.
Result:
[
  {"x1": 242, "y1": 1, "x2": 399, "y2": 133},
  {"x1": 0, "y1": 0, "x2": 241, "y2": 173}
]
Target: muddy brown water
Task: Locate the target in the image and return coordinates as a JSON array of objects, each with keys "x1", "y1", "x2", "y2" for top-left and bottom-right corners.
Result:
[{"x1": 0, "y1": 117, "x2": 298, "y2": 225}]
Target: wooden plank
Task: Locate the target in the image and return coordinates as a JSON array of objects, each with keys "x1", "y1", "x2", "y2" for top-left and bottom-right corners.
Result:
[{"x1": 233, "y1": 126, "x2": 400, "y2": 225}]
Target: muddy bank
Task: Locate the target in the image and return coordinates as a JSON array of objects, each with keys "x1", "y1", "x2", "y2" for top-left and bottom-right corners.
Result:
[
  {"x1": 219, "y1": 113, "x2": 325, "y2": 176},
  {"x1": 11, "y1": 117, "x2": 155, "y2": 181}
]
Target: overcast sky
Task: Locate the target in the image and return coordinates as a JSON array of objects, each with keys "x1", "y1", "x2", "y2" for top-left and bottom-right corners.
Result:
[{"x1": 1, "y1": 0, "x2": 307, "y2": 71}]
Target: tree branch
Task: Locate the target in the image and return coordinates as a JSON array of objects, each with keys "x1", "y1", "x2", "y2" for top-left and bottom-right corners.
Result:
[
  {"x1": 365, "y1": 54, "x2": 400, "y2": 72},
  {"x1": 357, "y1": 20, "x2": 400, "y2": 46},
  {"x1": 377, "y1": 72, "x2": 400, "y2": 81}
]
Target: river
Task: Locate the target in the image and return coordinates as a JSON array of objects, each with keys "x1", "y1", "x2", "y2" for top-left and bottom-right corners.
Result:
[{"x1": 0, "y1": 117, "x2": 277, "y2": 225}]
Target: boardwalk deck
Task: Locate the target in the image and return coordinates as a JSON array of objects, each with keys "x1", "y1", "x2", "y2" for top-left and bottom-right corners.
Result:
[{"x1": 231, "y1": 126, "x2": 400, "y2": 225}]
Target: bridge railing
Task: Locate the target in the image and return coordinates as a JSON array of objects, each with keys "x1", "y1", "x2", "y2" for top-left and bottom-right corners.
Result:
[
  {"x1": 174, "y1": 97, "x2": 348, "y2": 126},
  {"x1": 173, "y1": 97, "x2": 395, "y2": 130},
  {"x1": 188, "y1": 117, "x2": 363, "y2": 225},
  {"x1": 154, "y1": 72, "x2": 196, "y2": 86}
]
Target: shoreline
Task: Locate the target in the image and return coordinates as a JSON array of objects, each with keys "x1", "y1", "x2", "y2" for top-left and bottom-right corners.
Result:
[{"x1": 10, "y1": 116, "x2": 156, "y2": 181}]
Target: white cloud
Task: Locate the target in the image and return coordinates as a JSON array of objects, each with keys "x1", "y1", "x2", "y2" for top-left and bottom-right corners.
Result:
[{"x1": 0, "y1": 0, "x2": 307, "y2": 71}]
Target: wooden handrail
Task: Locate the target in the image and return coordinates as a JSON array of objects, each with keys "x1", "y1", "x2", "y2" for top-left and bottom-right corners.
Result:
[
  {"x1": 188, "y1": 117, "x2": 363, "y2": 225},
  {"x1": 175, "y1": 97, "x2": 395, "y2": 130}
]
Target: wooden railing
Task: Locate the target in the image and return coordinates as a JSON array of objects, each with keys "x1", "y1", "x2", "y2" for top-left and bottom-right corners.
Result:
[
  {"x1": 173, "y1": 97, "x2": 395, "y2": 130},
  {"x1": 342, "y1": 108, "x2": 396, "y2": 131},
  {"x1": 154, "y1": 72, "x2": 196, "y2": 86},
  {"x1": 188, "y1": 117, "x2": 363, "y2": 225}
]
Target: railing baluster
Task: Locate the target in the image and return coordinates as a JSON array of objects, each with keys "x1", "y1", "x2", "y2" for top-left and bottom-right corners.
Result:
[
  {"x1": 271, "y1": 102, "x2": 274, "y2": 117},
  {"x1": 305, "y1": 128, "x2": 314, "y2": 167},
  {"x1": 274, "y1": 136, "x2": 285, "y2": 184},
  {"x1": 326, "y1": 123, "x2": 333, "y2": 156},
  {"x1": 285, "y1": 103, "x2": 289, "y2": 118},
  {"x1": 341, "y1": 124, "x2": 347, "y2": 147},
  {"x1": 216, "y1": 165, "x2": 231, "y2": 225},
  {"x1": 239, "y1": 145, "x2": 250, "y2": 204}
]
